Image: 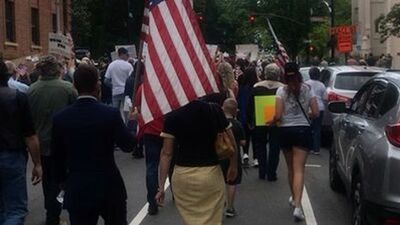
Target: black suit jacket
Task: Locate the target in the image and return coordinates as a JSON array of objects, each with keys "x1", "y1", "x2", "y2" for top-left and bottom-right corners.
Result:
[{"x1": 52, "y1": 97, "x2": 135, "y2": 210}]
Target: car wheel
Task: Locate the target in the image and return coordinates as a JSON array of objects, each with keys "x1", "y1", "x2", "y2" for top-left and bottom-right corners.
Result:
[
  {"x1": 352, "y1": 173, "x2": 366, "y2": 225},
  {"x1": 329, "y1": 144, "x2": 344, "y2": 192}
]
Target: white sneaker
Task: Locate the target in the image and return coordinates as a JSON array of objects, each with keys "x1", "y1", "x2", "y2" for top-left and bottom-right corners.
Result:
[
  {"x1": 288, "y1": 196, "x2": 295, "y2": 208},
  {"x1": 243, "y1": 153, "x2": 249, "y2": 160},
  {"x1": 293, "y1": 207, "x2": 305, "y2": 222},
  {"x1": 253, "y1": 159, "x2": 259, "y2": 167}
]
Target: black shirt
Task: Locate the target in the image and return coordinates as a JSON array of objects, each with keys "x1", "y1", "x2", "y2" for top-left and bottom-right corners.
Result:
[
  {"x1": 162, "y1": 100, "x2": 229, "y2": 167},
  {"x1": 0, "y1": 87, "x2": 36, "y2": 151}
]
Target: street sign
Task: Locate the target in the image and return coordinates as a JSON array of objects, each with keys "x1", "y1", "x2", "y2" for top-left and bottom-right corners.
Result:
[{"x1": 330, "y1": 25, "x2": 356, "y2": 53}]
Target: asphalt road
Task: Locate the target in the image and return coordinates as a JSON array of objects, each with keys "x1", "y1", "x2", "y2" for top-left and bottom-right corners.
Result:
[{"x1": 24, "y1": 149, "x2": 352, "y2": 225}]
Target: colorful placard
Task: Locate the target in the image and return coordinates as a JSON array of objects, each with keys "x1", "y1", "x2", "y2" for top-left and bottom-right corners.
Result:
[{"x1": 254, "y1": 95, "x2": 276, "y2": 126}]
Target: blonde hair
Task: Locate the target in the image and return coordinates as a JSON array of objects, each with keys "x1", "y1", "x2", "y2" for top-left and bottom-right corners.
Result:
[{"x1": 217, "y1": 62, "x2": 234, "y2": 90}]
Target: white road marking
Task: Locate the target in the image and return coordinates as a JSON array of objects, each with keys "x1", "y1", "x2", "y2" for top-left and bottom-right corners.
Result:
[
  {"x1": 129, "y1": 179, "x2": 170, "y2": 225},
  {"x1": 305, "y1": 164, "x2": 322, "y2": 168},
  {"x1": 130, "y1": 179, "x2": 318, "y2": 225},
  {"x1": 302, "y1": 187, "x2": 318, "y2": 225}
]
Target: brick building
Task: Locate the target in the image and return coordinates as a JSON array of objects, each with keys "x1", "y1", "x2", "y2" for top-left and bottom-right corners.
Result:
[{"x1": 0, "y1": 0, "x2": 71, "y2": 60}]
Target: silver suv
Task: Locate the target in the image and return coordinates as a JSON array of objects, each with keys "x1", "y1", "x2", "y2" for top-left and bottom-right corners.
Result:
[
  {"x1": 329, "y1": 72, "x2": 400, "y2": 225},
  {"x1": 320, "y1": 66, "x2": 385, "y2": 146}
]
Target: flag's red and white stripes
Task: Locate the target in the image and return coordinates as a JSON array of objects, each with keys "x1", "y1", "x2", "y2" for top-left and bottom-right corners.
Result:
[
  {"x1": 140, "y1": 0, "x2": 220, "y2": 123},
  {"x1": 275, "y1": 40, "x2": 289, "y2": 73}
]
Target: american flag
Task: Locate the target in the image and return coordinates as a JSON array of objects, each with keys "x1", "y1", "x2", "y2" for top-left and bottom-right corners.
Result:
[
  {"x1": 267, "y1": 19, "x2": 289, "y2": 73},
  {"x1": 139, "y1": 0, "x2": 220, "y2": 123}
]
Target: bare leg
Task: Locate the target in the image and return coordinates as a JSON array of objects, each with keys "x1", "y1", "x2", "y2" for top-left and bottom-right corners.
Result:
[
  {"x1": 282, "y1": 150, "x2": 294, "y2": 196},
  {"x1": 226, "y1": 185, "x2": 237, "y2": 209},
  {"x1": 292, "y1": 147, "x2": 308, "y2": 207}
]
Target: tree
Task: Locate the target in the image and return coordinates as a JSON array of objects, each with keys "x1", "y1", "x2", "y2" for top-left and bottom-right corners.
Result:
[
  {"x1": 72, "y1": 0, "x2": 135, "y2": 58},
  {"x1": 377, "y1": 3, "x2": 400, "y2": 42}
]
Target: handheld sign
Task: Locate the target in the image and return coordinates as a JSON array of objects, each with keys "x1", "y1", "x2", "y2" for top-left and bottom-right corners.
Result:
[{"x1": 254, "y1": 96, "x2": 276, "y2": 126}]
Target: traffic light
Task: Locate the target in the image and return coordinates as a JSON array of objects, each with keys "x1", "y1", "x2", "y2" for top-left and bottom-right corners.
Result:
[
  {"x1": 309, "y1": 45, "x2": 315, "y2": 52},
  {"x1": 249, "y1": 15, "x2": 256, "y2": 25},
  {"x1": 197, "y1": 13, "x2": 204, "y2": 23}
]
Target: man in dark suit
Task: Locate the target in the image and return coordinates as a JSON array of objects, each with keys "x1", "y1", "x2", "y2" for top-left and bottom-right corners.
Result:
[{"x1": 52, "y1": 64, "x2": 136, "y2": 225}]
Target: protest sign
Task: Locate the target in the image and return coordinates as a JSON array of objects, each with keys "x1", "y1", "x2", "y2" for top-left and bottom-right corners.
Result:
[
  {"x1": 115, "y1": 45, "x2": 137, "y2": 58},
  {"x1": 254, "y1": 96, "x2": 276, "y2": 126},
  {"x1": 236, "y1": 44, "x2": 259, "y2": 61},
  {"x1": 48, "y1": 33, "x2": 73, "y2": 59}
]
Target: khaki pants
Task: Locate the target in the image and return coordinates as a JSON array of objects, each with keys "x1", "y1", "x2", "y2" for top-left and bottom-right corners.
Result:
[{"x1": 172, "y1": 165, "x2": 225, "y2": 225}]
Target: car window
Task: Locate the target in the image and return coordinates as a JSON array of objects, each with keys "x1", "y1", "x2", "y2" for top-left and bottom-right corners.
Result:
[
  {"x1": 363, "y1": 83, "x2": 387, "y2": 118},
  {"x1": 379, "y1": 83, "x2": 399, "y2": 117},
  {"x1": 320, "y1": 70, "x2": 331, "y2": 87},
  {"x1": 350, "y1": 83, "x2": 372, "y2": 114},
  {"x1": 334, "y1": 72, "x2": 377, "y2": 91}
]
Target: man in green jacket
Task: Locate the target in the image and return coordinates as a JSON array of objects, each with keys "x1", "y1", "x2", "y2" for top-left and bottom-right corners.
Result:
[{"x1": 28, "y1": 55, "x2": 77, "y2": 225}]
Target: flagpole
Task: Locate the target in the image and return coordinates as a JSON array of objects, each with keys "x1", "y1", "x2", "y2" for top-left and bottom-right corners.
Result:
[{"x1": 267, "y1": 18, "x2": 280, "y2": 46}]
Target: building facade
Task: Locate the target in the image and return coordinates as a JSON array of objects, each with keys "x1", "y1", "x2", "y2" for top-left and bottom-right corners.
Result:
[
  {"x1": 0, "y1": 0, "x2": 71, "y2": 60},
  {"x1": 352, "y1": 0, "x2": 400, "y2": 68}
]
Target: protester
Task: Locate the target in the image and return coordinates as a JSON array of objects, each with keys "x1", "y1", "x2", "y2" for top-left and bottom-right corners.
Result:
[
  {"x1": 156, "y1": 98, "x2": 238, "y2": 225},
  {"x1": 306, "y1": 67, "x2": 327, "y2": 155},
  {"x1": 135, "y1": 82, "x2": 164, "y2": 215},
  {"x1": 52, "y1": 64, "x2": 136, "y2": 225},
  {"x1": 366, "y1": 53, "x2": 376, "y2": 66},
  {"x1": 105, "y1": 48, "x2": 134, "y2": 120},
  {"x1": 124, "y1": 61, "x2": 144, "y2": 159},
  {"x1": 27, "y1": 55, "x2": 77, "y2": 225},
  {"x1": 387, "y1": 53, "x2": 393, "y2": 69},
  {"x1": 376, "y1": 54, "x2": 387, "y2": 68},
  {"x1": 217, "y1": 61, "x2": 237, "y2": 98},
  {"x1": 248, "y1": 63, "x2": 284, "y2": 181},
  {"x1": 237, "y1": 66, "x2": 259, "y2": 167},
  {"x1": 221, "y1": 98, "x2": 245, "y2": 218},
  {"x1": 268, "y1": 62, "x2": 319, "y2": 221},
  {"x1": 98, "y1": 57, "x2": 112, "y2": 105},
  {"x1": 346, "y1": 55, "x2": 359, "y2": 65},
  {"x1": 0, "y1": 60, "x2": 42, "y2": 225},
  {"x1": 4, "y1": 61, "x2": 29, "y2": 93}
]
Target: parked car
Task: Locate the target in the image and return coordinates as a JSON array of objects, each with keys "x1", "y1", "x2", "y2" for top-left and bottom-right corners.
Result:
[
  {"x1": 329, "y1": 71, "x2": 400, "y2": 225},
  {"x1": 319, "y1": 66, "x2": 386, "y2": 146}
]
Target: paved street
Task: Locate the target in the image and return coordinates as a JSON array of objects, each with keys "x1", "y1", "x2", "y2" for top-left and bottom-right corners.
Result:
[{"x1": 25, "y1": 149, "x2": 352, "y2": 225}]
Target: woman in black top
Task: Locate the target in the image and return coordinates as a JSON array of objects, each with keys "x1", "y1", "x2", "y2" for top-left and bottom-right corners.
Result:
[{"x1": 156, "y1": 99, "x2": 238, "y2": 225}]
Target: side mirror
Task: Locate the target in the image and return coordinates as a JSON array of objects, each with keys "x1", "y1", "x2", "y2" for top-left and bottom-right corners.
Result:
[{"x1": 328, "y1": 101, "x2": 346, "y2": 114}]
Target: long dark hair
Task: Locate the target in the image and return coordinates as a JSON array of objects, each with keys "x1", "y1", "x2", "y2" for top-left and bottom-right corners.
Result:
[{"x1": 283, "y1": 62, "x2": 303, "y2": 99}]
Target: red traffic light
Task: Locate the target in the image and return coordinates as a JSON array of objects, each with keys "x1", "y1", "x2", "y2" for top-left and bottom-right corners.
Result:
[{"x1": 249, "y1": 15, "x2": 256, "y2": 22}]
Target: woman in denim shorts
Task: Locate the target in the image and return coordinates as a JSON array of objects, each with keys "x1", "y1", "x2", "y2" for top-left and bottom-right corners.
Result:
[{"x1": 268, "y1": 62, "x2": 319, "y2": 221}]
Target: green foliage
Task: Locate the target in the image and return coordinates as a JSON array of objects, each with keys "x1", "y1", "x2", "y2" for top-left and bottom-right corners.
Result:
[
  {"x1": 72, "y1": 0, "x2": 136, "y2": 58},
  {"x1": 377, "y1": 3, "x2": 400, "y2": 42}
]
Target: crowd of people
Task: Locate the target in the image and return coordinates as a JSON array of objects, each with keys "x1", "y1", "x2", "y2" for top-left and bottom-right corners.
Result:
[{"x1": 1, "y1": 46, "x2": 330, "y2": 225}]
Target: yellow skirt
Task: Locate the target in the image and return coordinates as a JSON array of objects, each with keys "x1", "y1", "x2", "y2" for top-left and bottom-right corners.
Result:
[{"x1": 172, "y1": 165, "x2": 225, "y2": 225}]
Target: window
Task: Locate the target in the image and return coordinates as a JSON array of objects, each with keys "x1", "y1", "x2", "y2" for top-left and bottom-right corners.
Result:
[
  {"x1": 52, "y1": 13, "x2": 57, "y2": 33},
  {"x1": 334, "y1": 72, "x2": 378, "y2": 91},
  {"x1": 350, "y1": 84, "x2": 372, "y2": 115},
  {"x1": 63, "y1": 0, "x2": 68, "y2": 33},
  {"x1": 363, "y1": 83, "x2": 387, "y2": 118},
  {"x1": 379, "y1": 83, "x2": 399, "y2": 117},
  {"x1": 31, "y1": 8, "x2": 40, "y2": 45},
  {"x1": 5, "y1": 0, "x2": 16, "y2": 42}
]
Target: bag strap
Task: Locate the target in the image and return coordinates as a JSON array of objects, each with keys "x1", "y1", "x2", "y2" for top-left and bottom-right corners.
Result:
[{"x1": 295, "y1": 96, "x2": 311, "y2": 125}]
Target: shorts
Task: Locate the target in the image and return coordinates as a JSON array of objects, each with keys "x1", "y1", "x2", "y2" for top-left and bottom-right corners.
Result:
[
  {"x1": 279, "y1": 126, "x2": 311, "y2": 151},
  {"x1": 220, "y1": 158, "x2": 242, "y2": 185}
]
